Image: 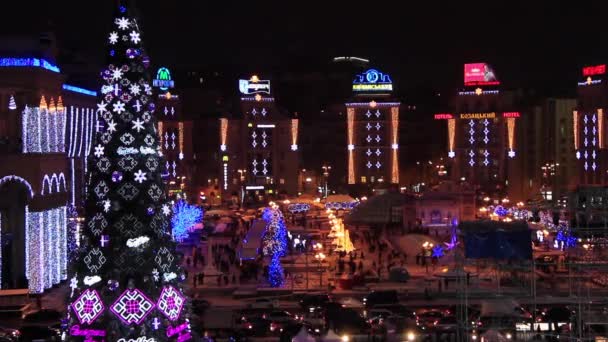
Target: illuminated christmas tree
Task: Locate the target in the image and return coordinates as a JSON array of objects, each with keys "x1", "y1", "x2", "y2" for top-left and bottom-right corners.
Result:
[
  {"x1": 171, "y1": 200, "x2": 203, "y2": 243},
  {"x1": 66, "y1": 2, "x2": 191, "y2": 340},
  {"x1": 261, "y1": 203, "x2": 287, "y2": 287}
]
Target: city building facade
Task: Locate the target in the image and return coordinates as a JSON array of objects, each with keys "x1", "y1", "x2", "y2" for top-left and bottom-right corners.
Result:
[
  {"x1": 346, "y1": 68, "x2": 400, "y2": 187},
  {"x1": 0, "y1": 34, "x2": 96, "y2": 292},
  {"x1": 153, "y1": 67, "x2": 195, "y2": 200},
  {"x1": 219, "y1": 76, "x2": 300, "y2": 204},
  {"x1": 574, "y1": 64, "x2": 608, "y2": 185},
  {"x1": 435, "y1": 63, "x2": 524, "y2": 201}
]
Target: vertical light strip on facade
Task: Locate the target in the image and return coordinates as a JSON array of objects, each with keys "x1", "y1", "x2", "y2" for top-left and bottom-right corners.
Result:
[
  {"x1": 448, "y1": 118, "x2": 456, "y2": 158},
  {"x1": 158, "y1": 121, "x2": 164, "y2": 149},
  {"x1": 291, "y1": 119, "x2": 299, "y2": 151},
  {"x1": 573, "y1": 110, "x2": 579, "y2": 151},
  {"x1": 507, "y1": 117, "x2": 515, "y2": 150},
  {"x1": 347, "y1": 107, "x2": 355, "y2": 184},
  {"x1": 178, "y1": 122, "x2": 184, "y2": 159},
  {"x1": 390, "y1": 107, "x2": 399, "y2": 184},
  {"x1": 220, "y1": 118, "x2": 228, "y2": 151},
  {"x1": 598, "y1": 109, "x2": 604, "y2": 149}
]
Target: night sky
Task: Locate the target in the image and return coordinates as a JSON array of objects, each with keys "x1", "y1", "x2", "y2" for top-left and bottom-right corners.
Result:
[{"x1": 2, "y1": 1, "x2": 608, "y2": 96}]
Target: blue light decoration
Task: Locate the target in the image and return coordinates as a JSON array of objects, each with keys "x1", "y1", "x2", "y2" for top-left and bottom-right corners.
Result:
[
  {"x1": 62, "y1": 84, "x2": 98, "y2": 97},
  {"x1": 268, "y1": 255, "x2": 284, "y2": 287},
  {"x1": 494, "y1": 205, "x2": 508, "y2": 217},
  {"x1": 0, "y1": 57, "x2": 60, "y2": 73},
  {"x1": 352, "y1": 68, "x2": 393, "y2": 93},
  {"x1": 171, "y1": 200, "x2": 203, "y2": 243},
  {"x1": 556, "y1": 229, "x2": 577, "y2": 249},
  {"x1": 262, "y1": 205, "x2": 288, "y2": 287},
  {"x1": 432, "y1": 245, "x2": 444, "y2": 258}
]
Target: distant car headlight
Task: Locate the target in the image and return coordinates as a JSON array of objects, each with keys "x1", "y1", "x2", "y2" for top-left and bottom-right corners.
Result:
[{"x1": 407, "y1": 331, "x2": 416, "y2": 341}]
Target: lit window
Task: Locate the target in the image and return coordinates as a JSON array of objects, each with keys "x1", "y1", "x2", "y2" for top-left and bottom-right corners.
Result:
[
  {"x1": 371, "y1": 176, "x2": 375, "y2": 183},
  {"x1": 361, "y1": 176, "x2": 367, "y2": 183},
  {"x1": 280, "y1": 178, "x2": 285, "y2": 184},
  {"x1": 233, "y1": 178, "x2": 237, "y2": 185}
]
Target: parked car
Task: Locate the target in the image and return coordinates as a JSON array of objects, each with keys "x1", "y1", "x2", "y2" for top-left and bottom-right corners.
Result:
[
  {"x1": 264, "y1": 310, "x2": 294, "y2": 323},
  {"x1": 22, "y1": 310, "x2": 62, "y2": 324},
  {"x1": 432, "y1": 316, "x2": 459, "y2": 332},
  {"x1": 248, "y1": 298, "x2": 278, "y2": 309},
  {"x1": 0, "y1": 327, "x2": 20, "y2": 342},
  {"x1": 299, "y1": 294, "x2": 331, "y2": 309},
  {"x1": 416, "y1": 309, "x2": 447, "y2": 328},
  {"x1": 363, "y1": 290, "x2": 398, "y2": 308},
  {"x1": 17, "y1": 325, "x2": 60, "y2": 341},
  {"x1": 239, "y1": 317, "x2": 271, "y2": 336}
]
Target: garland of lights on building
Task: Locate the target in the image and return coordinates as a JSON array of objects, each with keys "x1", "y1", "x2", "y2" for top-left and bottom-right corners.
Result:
[
  {"x1": 290, "y1": 119, "x2": 298, "y2": 151},
  {"x1": 26, "y1": 206, "x2": 68, "y2": 293},
  {"x1": 22, "y1": 96, "x2": 67, "y2": 153},
  {"x1": 507, "y1": 117, "x2": 516, "y2": 158},
  {"x1": 390, "y1": 106, "x2": 399, "y2": 183},
  {"x1": 347, "y1": 108, "x2": 355, "y2": 184},
  {"x1": 220, "y1": 118, "x2": 228, "y2": 151},
  {"x1": 448, "y1": 118, "x2": 456, "y2": 158}
]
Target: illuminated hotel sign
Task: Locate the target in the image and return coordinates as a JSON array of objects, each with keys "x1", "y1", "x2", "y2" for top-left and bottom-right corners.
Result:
[
  {"x1": 239, "y1": 77, "x2": 271, "y2": 95},
  {"x1": 434, "y1": 114, "x2": 453, "y2": 120},
  {"x1": 459, "y1": 112, "x2": 496, "y2": 119},
  {"x1": 352, "y1": 69, "x2": 393, "y2": 93},
  {"x1": 502, "y1": 112, "x2": 520, "y2": 118},
  {"x1": 153, "y1": 67, "x2": 175, "y2": 91},
  {"x1": 464, "y1": 63, "x2": 500, "y2": 86},
  {"x1": 583, "y1": 64, "x2": 606, "y2": 76}
]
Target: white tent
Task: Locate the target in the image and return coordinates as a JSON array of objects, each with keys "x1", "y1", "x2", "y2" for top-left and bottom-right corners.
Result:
[
  {"x1": 321, "y1": 329, "x2": 342, "y2": 342},
  {"x1": 292, "y1": 326, "x2": 316, "y2": 342}
]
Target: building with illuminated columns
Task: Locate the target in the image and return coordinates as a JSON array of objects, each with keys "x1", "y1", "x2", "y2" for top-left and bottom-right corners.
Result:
[
  {"x1": 153, "y1": 67, "x2": 194, "y2": 199},
  {"x1": 574, "y1": 64, "x2": 608, "y2": 185},
  {"x1": 346, "y1": 68, "x2": 400, "y2": 186},
  {"x1": 0, "y1": 34, "x2": 97, "y2": 292},
  {"x1": 434, "y1": 63, "x2": 523, "y2": 199},
  {"x1": 219, "y1": 76, "x2": 300, "y2": 203}
]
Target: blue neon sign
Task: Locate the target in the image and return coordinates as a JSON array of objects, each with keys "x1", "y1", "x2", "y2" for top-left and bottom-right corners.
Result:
[
  {"x1": 62, "y1": 84, "x2": 97, "y2": 97},
  {"x1": 0, "y1": 58, "x2": 60, "y2": 73},
  {"x1": 353, "y1": 69, "x2": 393, "y2": 93}
]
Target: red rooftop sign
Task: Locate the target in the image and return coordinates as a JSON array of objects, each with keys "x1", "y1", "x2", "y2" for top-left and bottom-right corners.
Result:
[
  {"x1": 502, "y1": 112, "x2": 520, "y2": 118},
  {"x1": 583, "y1": 64, "x2": 606, "y2": 76},
  {"x1": 434, "y1": 114, "x2": 453, "y2": 120}
]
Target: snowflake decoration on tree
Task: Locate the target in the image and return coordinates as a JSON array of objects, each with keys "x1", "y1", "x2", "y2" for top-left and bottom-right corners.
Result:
[
  {"x1": 103, "y1": 200, "x2": 111, "y2": 213},
  {"x1": 116, "y1": 17, "x2": 131, "y2": 30},
  {"x1": 132, "y1": 118, "x2": 145, "y2": 132},
  {"x1": 129, "y1": 84, "x2": 141, "y2": 95},
  {"x1": 94, "y1": 145, "x2": 105, "y2": 158},
  {"x1": 97, "y1": 101, "x2": 108, "y2": 114},
  {"x1": 113, "y1": 101, "x2": 126, "y2": 114},
  {"x1": 109, "y1": 32, "x2": 119, "y2": 44},
  {"x1": 134, "y1": 170, "x2": 147, "y2": 183},
  {"x1": 111, "y1": 69, "x2": 123, "y2": 81},
  {"x1": 152, "y1": 268, "x2": 160, "y2": 282},
  {"x1": 162, "y1": 204, "x2": 171, "y2": 216},
  {"x1": 129, "y1": 31, "x2": 141, "y2": 44},
  {"x1": 107, "y1": 120, "x2": 117, "y2": 133}
]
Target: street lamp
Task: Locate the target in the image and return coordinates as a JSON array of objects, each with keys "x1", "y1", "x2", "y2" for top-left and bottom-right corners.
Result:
[
  {"x1": 315, "y1": 251, "x2": 326, "y2": 287},
  {"x1": 322, "y1": 164, "x2": 331, "y2": 198}
]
